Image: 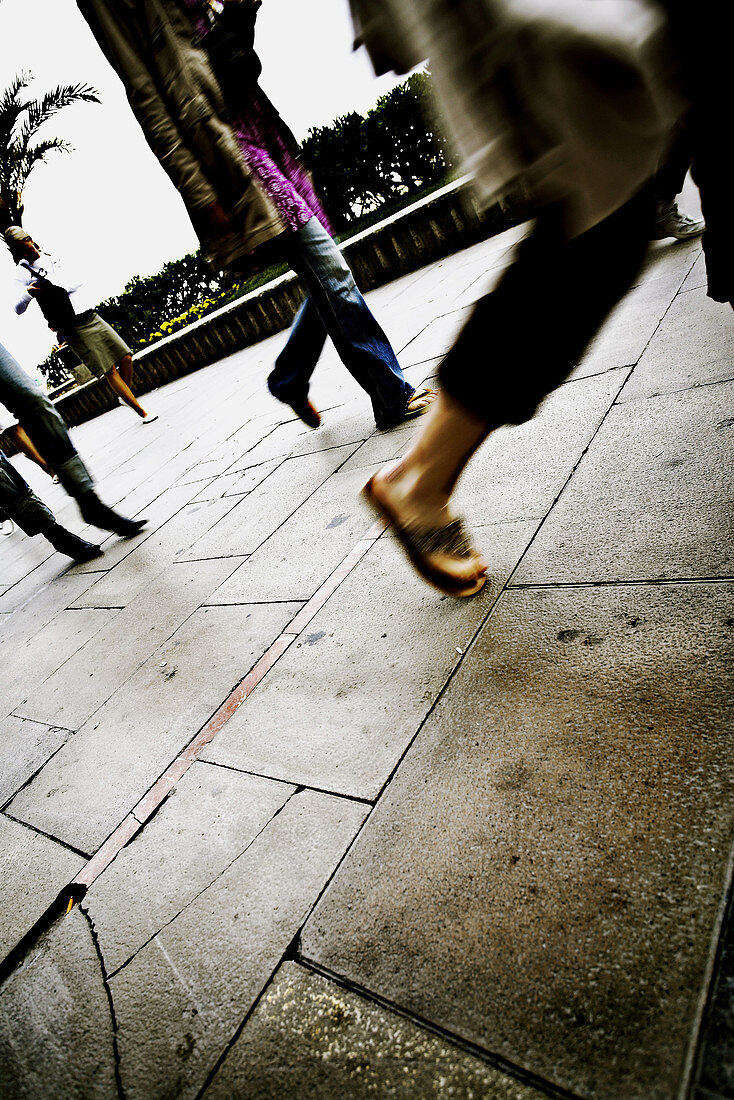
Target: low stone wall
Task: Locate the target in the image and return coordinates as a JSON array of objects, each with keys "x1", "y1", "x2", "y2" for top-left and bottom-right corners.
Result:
[{"x1": 54, "y1": 179, "x2": 525, "y2": 428}]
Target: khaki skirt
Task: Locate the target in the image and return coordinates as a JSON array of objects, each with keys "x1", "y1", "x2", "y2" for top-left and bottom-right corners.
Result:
[{"x1": 65, "y1": 310, "x2": 131, "y2": 379}]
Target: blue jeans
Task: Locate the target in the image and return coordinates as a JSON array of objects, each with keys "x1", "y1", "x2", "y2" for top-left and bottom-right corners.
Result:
[
  {"x1": 0, "y1": 341, "x2": 93, "y2": 497},
  {"x1": 267, "y1": 218, "x2": 414, "y2": 429}
]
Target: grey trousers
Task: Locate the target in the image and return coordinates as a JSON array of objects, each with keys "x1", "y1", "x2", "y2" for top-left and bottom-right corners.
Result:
[{"x1": 0, "y1": 341, "x2": 93, "y2": 498}]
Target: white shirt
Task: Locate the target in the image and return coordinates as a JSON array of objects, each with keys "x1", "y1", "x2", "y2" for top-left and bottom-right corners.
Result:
[{"x1": 13, "y1": 254, "x2": 97, "y2": 318}]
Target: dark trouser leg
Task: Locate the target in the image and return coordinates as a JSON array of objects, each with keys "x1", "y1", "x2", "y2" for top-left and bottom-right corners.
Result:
[
  {"x1": 439, "y1": 189, "x2": 655, "y2": 428},
  {"x1": 0, "y1": 341, "x2": 93, "y2": 498},
  {"x1": 268, "y1": 294, "x2": 328, "y2": 402},
  {"x1": 275, "y1": 217, "x2": 413, "y2": 428},
  {"x1": 654, "y1": 123, "x2": 693, "y2": 203},
  {"x1": 0, "y1": 450, "x2": 102, "y2": 559},
  {"x1": 0, "y1": 450, "x2": 56, "y2": 535},
  {"x1": 0, "y1": 342, "x2": 145, "y2": 538}
]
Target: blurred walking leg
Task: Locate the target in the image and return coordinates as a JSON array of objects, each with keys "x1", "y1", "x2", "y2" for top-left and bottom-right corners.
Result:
[
  {"x1": 6, "y1": 424, "x2": 55, "y2": 477},
  {"x1": 365, "y1": 189, "x2": 655, "y2": 595},
  {"x1": 0, "y1": 341, "x2": 146, "y2": 536},
  {"x1": 0, "y1": 450, "x2": 102, "y2": 561},
  {"x1": 268, "y1": 218, "x2": 433, "y2": 429},
  {"x1": 105, "y1": 362, "x2": 151, "y2": 419},
  {"x1": 653, "y1": 123, "x2": 705, "y2": 240}
]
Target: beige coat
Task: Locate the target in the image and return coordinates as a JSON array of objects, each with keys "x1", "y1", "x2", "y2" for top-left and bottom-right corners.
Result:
[
  {"x1": 78, "y1": 0, "x2": 286, "y2": 268},
  {"x1": 350, "y1": 0, "x2": 683, "y2": 236}
]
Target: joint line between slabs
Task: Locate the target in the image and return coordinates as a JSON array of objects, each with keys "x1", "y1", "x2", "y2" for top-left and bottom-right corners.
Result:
[
  {"x1": 295, "y1": 955, "x2": 576, "y2": 1100},
  {"x1": 68, "y1": 513, "x2": 390, "y2": 892}
]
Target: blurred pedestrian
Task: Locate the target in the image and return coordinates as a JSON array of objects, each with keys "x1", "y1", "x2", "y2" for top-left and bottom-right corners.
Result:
[
  {"x1": 1, "y1": 400, "x2": 56, "y2": 479},
  {"x1": 350, "y1": 0, "x2": 726, "y2": 597},
  {"x1": 5, "y1": 227, "x2": 158, "y2": 424},
  {"x1": 76, "y1": 0, "x2": 435, "y2": 430},
  {"x1": 652, "y1": 124, "x2": 705, "y2": 240},
  {"x1": 0, "y1": 339, "x2": 147, "y2": 538},
  {"x1": 0, "y1": 449, "x2": 102, "y2": 563}
]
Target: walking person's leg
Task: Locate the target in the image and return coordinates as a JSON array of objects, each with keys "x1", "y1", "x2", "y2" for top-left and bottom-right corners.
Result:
[
  {"x1": 6, "y1": 424, "x2": 55, "y2": 477},
  {"x1": 66, "y1": 315, "x2": 157, "y2": 423},
  {"x1": 0, "y1": 341, "x2": 146, "y2": 536},
  {"x1": 105, "y1": 359, "x2": 154, "y2": 420},
  {"x1": 653, "y1": 122, "x2": 705, "y2": 240},
  {"x1": 364, "y1": 189, "x2": 655, "y2": 595},
  {"x1": 117, "y1": 353, "x2": 134, "y2": 388},
  {"x1": 273, "y1": 218, "x2": 436, "y2": 429},
  {"x1": 0, "y1": 450, "x2": 102, "y2": 561},
  {"x1": 267, "y1": 295, "x2": 328, "y2": 427}
]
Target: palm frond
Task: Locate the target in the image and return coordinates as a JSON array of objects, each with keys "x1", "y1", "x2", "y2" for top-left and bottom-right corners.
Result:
[
  {"x1": 0, "y1": 75, "x2": 99, "y2": 224},
  {"x1": 9, "y1": 138, "x2": 73, "y2": 193},
  {"x1": 0, "y1": 73, "x2": 31, "y2": 152},
  {"x1": 16, "y1": 83, "x2": 100, "y2": 150}
]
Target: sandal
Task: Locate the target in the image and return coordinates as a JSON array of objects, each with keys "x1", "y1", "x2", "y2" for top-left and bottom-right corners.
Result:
[
  {"x1": 402, "y1": 387, "x2": 437, "y2": 421},
  {"x1": 362, "y1": 474, "x2": 487, "y2": 598}
]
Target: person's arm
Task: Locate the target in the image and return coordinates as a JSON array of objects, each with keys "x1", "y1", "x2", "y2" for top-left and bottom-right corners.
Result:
[
  {"x1": 77, "y1": 0, "x2": 220, "y2": 212},
  {"x1": 13, "y1": 268, "x2": 35, "y2": 316}
]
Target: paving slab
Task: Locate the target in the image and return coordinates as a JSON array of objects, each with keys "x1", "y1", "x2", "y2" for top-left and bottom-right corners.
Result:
[
  {"x1": 0, "y1": 527, "x2": 55, "y2": 588},
  {"x1": 203, "y1": 525, "x2": 535, "y2": 798},
  {"x1": 0, "y1": 716, "x2": 70, "y2": 806},
  {"x1": 0, "y1": 814, "x2": 83, "y2": 960},
  {"x1": 400, "y1": 306, "x2": 474, "y2": 368},
  {"x1": 617, "y1": 286, "x2": 734, "y2": 402},
  {"x1": 568, "y1": 278, "x2": 684, "y2": 381},
  {"x1": 0, "y1": 549, "x2": 105, "y2": 615},
  {"x1": 189, "y1": 469, "x2": 251, "y2": 502},
  {"x1": 450, "y1": 370, "x2": 627, "y2": 529},
  {"x1": 513, "y1": 382, "x2": 734, "y2": 585},
  {"x1": 84, "y1": 761, "x2": 296, "y2": 974},
  {"x1": 0, "y1": 907, "x2": 117, "y2": 1098},
  {"x1": 695, "y1": 897, "x2": 734, "y2": 1099},
  {"x1": 67, "y1": 479, "x2": 212, "y2": 576},
  {"x1": 220, "y1": 457, "x2": 282, "y2": 497},
  {"x1": 286, "y1": 411, "x2": 375, "y2": 459},
  {"x1": 69, "y1": 494, "x2": 240, "y2": 609},
  {"x1": 222, "y1": 416, "x2": 315, "y2": 472},
  {"x1": 109, "y1": 790, "x2": 368, "y2": 1100},
  {"x1": 16, "y1": 557, "x2": 241, "y2": 731},
  {"x1": 680, "y1": 252, "x2": 707, "y2": 294},
  {"x1": 178, "y1": 444, "x2": 358, "y2": 560},
  {"x1": 9, "y1": 601, "x2": 300, "y2": 853},
  {"x1": 204, "y1": 961, "x2": 545, "y2": 1100},
  {"x1": 206, "y1": 462, "x2": 385, "y2": 604},
  {"x1": 301, "y1": 583, "x2": 734, "y2": 1100},
  {"x1": 1, "y1": 607, "x2": 112, "y2": 720}
]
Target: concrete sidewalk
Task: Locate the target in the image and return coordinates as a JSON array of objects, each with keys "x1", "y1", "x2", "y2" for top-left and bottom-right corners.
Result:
[{"x1": 1, "y1": 206, "x2": 732, "y2": 1100}]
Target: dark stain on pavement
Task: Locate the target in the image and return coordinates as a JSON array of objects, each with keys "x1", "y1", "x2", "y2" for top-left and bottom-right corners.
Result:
[
  {"x1": 305, "y1": 631, "x2": 327, "y2": 646},
  {"x1": 326, "y1": 514, "x2": 349, "y2": 528},
  {"x1": 494, "y1": 760, "x2": 532, "y2": 792}
]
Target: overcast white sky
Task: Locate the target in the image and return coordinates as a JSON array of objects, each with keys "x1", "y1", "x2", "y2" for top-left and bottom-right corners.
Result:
[{"x1": 0, "y1": 0, "x2": 408, "y2": 372}]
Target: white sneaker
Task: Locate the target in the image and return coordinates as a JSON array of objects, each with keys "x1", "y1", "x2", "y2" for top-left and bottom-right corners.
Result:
[
  {"x1": 653, "y1": 201, "x2": 705, "y2": 241},
  {"x1": 0, "y1": 517, "x2": 16, "y2": 536},
  {"x1": 141, "y1": 412, "x2": 159, "y2": 424}
]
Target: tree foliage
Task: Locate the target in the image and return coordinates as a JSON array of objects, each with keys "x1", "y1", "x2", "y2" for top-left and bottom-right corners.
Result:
[
  {"x1": 301, "y1": 73, "x2": 457, "y2": 231},
  {"x1": 95, "y1": 253, "x2": 226, "y2": 347},
  {"x1": 0, "y1": 73, "x2": 100, "y2": 230}
]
